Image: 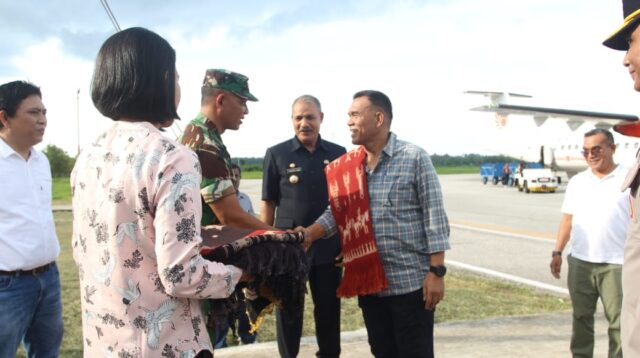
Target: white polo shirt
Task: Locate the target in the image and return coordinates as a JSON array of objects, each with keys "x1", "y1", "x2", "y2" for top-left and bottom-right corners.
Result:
[
  {"x1": 0, "y1": 139, "x2": 59, "y2": 270},
  {"x1": 562, "y1": 165, "x2": 629, "y2": 264}
]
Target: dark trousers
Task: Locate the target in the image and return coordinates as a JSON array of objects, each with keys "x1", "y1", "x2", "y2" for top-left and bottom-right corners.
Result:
[
  {"x1": 358, "y1": 289, "x2": 434, "y2": 358},
  {"x1": 276, "y1": 263, "x2": 342, "y2": 358}
]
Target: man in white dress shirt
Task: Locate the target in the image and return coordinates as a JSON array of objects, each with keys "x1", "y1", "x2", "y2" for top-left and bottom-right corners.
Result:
[
  {"x1": 0, "y1": 81, "x2": 63, "y2": 357},
  {"x1": 550, "y1": 128, "x2": 628, "y2": 357}
]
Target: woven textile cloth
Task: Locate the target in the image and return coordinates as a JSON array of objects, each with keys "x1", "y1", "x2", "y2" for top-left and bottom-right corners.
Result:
[
  {"x1": 325, "y1": 146, "x2": 388, "y2": 297},
  {"x1": 200, "y1": 226, "x2": 309, "y2": 331}
]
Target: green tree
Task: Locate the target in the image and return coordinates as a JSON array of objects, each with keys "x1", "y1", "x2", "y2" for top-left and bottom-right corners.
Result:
[{"x1": 43, "y1": 144, "x2": 75, "y2": 177}]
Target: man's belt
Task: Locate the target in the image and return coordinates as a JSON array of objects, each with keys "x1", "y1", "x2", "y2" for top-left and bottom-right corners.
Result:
[{"x1": 0, "y1": 262, "x2": 53, "y2": 276}]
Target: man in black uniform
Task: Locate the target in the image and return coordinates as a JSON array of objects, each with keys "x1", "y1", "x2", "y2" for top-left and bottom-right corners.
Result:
[{"x1": 261, "y1": 95, "x2": 346, "y2": 358}]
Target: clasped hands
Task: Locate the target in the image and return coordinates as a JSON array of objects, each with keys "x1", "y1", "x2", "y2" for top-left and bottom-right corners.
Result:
[{"x1": 288, "y1": 226, "x2": 312, "y2": 250}]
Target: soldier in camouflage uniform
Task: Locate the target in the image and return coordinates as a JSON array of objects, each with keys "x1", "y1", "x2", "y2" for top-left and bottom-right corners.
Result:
[
  {"x1": 181, "y1": 69, "x2": 270, "y2": 229},
  {"x1": 180, "y1": 69, "x2": 273, "y2": 346}
]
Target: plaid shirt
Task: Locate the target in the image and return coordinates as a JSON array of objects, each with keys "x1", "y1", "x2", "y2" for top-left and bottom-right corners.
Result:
[{"x1": 317, "y1": 133, "x2": 450, "y2": 296}]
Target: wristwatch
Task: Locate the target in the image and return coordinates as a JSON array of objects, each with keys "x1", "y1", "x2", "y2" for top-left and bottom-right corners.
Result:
[
  {"x1": 429, "y1": 265, "x2": 447, "y2": 277},
  {"x1": 552, "y1": 251, "x2": 562, "y2": 257}
]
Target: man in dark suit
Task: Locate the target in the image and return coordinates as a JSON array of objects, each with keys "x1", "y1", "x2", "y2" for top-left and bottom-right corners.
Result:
[{"x1": 261, "y1": 95, "x2": 346, "y2": 358}]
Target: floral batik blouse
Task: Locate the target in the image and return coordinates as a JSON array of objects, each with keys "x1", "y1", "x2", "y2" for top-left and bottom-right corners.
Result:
[{"x1": 71, "y1": 121, "x2": 242, "y2": 357}]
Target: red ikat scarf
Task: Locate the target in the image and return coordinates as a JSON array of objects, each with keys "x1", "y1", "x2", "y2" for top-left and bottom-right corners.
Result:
[{"x1": 325, "y1": 146, "x2": 388, "y2": 297}]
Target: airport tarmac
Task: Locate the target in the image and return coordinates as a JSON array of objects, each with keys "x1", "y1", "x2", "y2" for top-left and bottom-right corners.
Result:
[{"x1": 238, "y1": 173, "x2": 570, "y2": 291}]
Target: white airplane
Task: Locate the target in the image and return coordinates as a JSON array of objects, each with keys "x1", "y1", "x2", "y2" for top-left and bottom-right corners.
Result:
[{"x1": 466, "y1": 90, "x2": 640, "y2": 177}]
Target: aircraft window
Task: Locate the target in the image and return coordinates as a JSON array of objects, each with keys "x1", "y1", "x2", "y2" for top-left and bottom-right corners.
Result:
[
  {"x1": 575, "y1": 145, "x2": 579, "y2": 150},
  {"x1": 635, "y1": 143, "x2": 639, "y2": 149},
  {"x1": 626, "y1": 143, "x2": 630, "y2": 149},
  {"x1": 561, "y1": 145, "x2": 564, "y2": 150},
  {"x1": 617, "y1": 143, "x2": 620, "y2": 147}
]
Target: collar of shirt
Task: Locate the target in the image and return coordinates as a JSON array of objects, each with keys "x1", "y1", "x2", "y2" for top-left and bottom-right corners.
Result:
[
  {"x1": 289, "y1": 135, "x2": 328, "y2": 153},
  {"x1": 113, "y1": 120, "x2": 160, "y2": 133},
  {"x1": 586, "y1": 164, "x2": 626, "y2": 182},
  {"x1": 367, "y1": 132, "x2": 397, "y2": 175},
  {"x1": 0, "y1": 137, "x2": 39, "y2": 161},
  {"x1": 193, "y1": 112, "x2": 222, "y2": 134},
  {"x1": 381, "y1": 132, "x2": 398, "y2": 158}
]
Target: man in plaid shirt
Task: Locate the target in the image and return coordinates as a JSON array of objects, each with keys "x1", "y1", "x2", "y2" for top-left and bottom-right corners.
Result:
[{"x1": 304, "y1": 90, "x2": 450, "y2": 358}]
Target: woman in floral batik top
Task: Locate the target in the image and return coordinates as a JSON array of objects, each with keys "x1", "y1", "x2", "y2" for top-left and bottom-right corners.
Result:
[{"x1": 71, "y1": 27, "x2": 249, "y2": 358}]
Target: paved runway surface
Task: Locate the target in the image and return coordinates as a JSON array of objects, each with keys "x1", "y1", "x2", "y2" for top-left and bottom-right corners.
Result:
[
  {"x1": 240, "y1": 174, "x2": 569, "y2": 291},
  {"x1": 217, "y1": 312, "x2": 610, "y2": 358}
]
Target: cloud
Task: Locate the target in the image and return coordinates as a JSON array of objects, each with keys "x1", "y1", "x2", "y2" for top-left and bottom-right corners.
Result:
[
  {"x1": 2, "y1": 0, "x2": 637, "y2": 158},
  {"x1": 0, "y1": 0, "x2": 428, "y2": 76}
]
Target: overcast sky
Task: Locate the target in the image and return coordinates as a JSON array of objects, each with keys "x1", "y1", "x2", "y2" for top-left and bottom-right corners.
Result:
[{"x1": 1, "y1": 0, "x2": 638, "y2": 157}]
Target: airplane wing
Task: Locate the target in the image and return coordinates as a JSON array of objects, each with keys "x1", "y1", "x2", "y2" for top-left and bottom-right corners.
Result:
[
  {"x1": 465, "y1": 91, "x2": 532, "y2": 98},
  {"x1": 470, "y1": 103, "x2": 639, "y2": 130}
]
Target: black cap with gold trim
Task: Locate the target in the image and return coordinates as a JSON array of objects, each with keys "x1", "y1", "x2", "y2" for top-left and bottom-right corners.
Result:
[{"x1": 604, "y1": 0, "x2": 640, "y2": 50}]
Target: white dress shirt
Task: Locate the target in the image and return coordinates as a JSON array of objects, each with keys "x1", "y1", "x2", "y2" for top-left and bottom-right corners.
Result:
[{"x1": 0, "y1": 139, "x2": 59, "y2": 270}]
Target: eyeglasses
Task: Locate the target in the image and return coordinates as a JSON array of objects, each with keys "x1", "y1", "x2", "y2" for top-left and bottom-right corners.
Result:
[{"x1": 581, "y1": 146, "x2": 605, "y2": 157}]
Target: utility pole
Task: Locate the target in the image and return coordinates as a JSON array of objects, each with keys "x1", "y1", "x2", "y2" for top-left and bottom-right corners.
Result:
[{"x1": 77, "y1": 88, "x2": 80, "y2": 156}]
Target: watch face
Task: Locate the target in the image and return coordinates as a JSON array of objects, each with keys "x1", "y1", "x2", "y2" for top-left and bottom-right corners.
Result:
[{"x1": 431, "y1": 265, "x2": 447, "y2": 277}]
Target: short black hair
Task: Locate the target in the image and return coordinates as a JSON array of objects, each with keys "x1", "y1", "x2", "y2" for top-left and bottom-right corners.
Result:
[
  {"x1": 0, "y1": 81, "x2": 41, "y2": 129},
  {"x1": 353, "y1": 90, "x2": 393, "y2": 122},
  {"x1": 584, "y1": 128, "x2": 614, "y2": 145},
  {"x1": 231, "y1": 162, "x2": 241, "y2": 173},
  {"x1": 91, "y1": 27, "x2": 179, "y2": 123}
]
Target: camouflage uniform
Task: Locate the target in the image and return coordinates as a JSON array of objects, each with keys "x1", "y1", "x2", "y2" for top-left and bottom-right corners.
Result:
[
  {"x1": 181, "y1": 113, "x2": 235, "y2": 226},
  {"x1": 180, "y1": 69, "x2": 258, "y2": 226},
  {"x1": 180, "y1": 69, "x2": 259, "y2": 346}
]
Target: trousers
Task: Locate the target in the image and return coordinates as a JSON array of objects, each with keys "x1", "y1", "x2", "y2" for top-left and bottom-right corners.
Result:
[
  {"x1": 358, "y1": 289, "x2": 434, "y2": 358},
  {"x1": 276, "y1": 263, "x2": 342, "y2": 357},
  {"x1": 0, "y1": 262, "x2": 63, "y2": 358},
  {"x1": 567, "y1": 255, "x2": 622, "y2": 358}
]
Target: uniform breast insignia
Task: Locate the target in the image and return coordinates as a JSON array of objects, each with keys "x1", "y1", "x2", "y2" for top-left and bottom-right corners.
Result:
[
  {"x1": 286, "y1": 166, "x2": 303, "y2": 184},
  {"x1": 323, "y1": 159, "x2": 330, "y2": 165},
  {"x1": 289, "y1": 163, "x2": 296, "y2": 168}
]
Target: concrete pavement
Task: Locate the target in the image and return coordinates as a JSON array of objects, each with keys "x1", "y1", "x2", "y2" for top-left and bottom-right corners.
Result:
[{"x1": 216, "y1": 311, "x2": 610, "y2": 357}]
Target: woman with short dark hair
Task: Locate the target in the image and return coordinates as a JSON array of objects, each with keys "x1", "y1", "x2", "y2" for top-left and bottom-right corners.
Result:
[
  {"x1": 90, "y1": 27, "x2": 179, "y2": 125},
  {"x1": 71, "y1": 27, "x2": 247, "y2": 357}
]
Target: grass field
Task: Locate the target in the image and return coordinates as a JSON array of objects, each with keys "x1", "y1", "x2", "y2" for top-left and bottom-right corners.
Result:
[
  {"x1": 51, "y1": 166, "x2": 479, "y2": 204},
  {"x1": 243, "y1": 167, "x2": 480, "y2": 177},
  {"x1": 434, "y1": 165, "x2": 479, "y2": 175},
  {"x1": 242, "y1": 171, "x2": 263, "y2": 180},
  {"x1": 52, "y1": 177, "x2": 72, "y2": 205},
  {"x1": 32, "y1": 211, "x2": 570, "y2": 357}
]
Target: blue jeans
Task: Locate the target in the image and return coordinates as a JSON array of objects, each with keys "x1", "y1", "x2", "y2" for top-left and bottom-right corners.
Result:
[{"x1": 0, "y1": 262, "x2": 63, "y2": 358}]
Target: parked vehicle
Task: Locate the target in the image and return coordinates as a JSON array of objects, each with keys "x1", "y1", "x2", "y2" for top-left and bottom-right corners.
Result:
[
  {"x1": 513, "y1": 168, "x2": 558, "y2": 193},
  {"x1": 480, "y1": 163, "x2": 515, "y2": 185}
]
